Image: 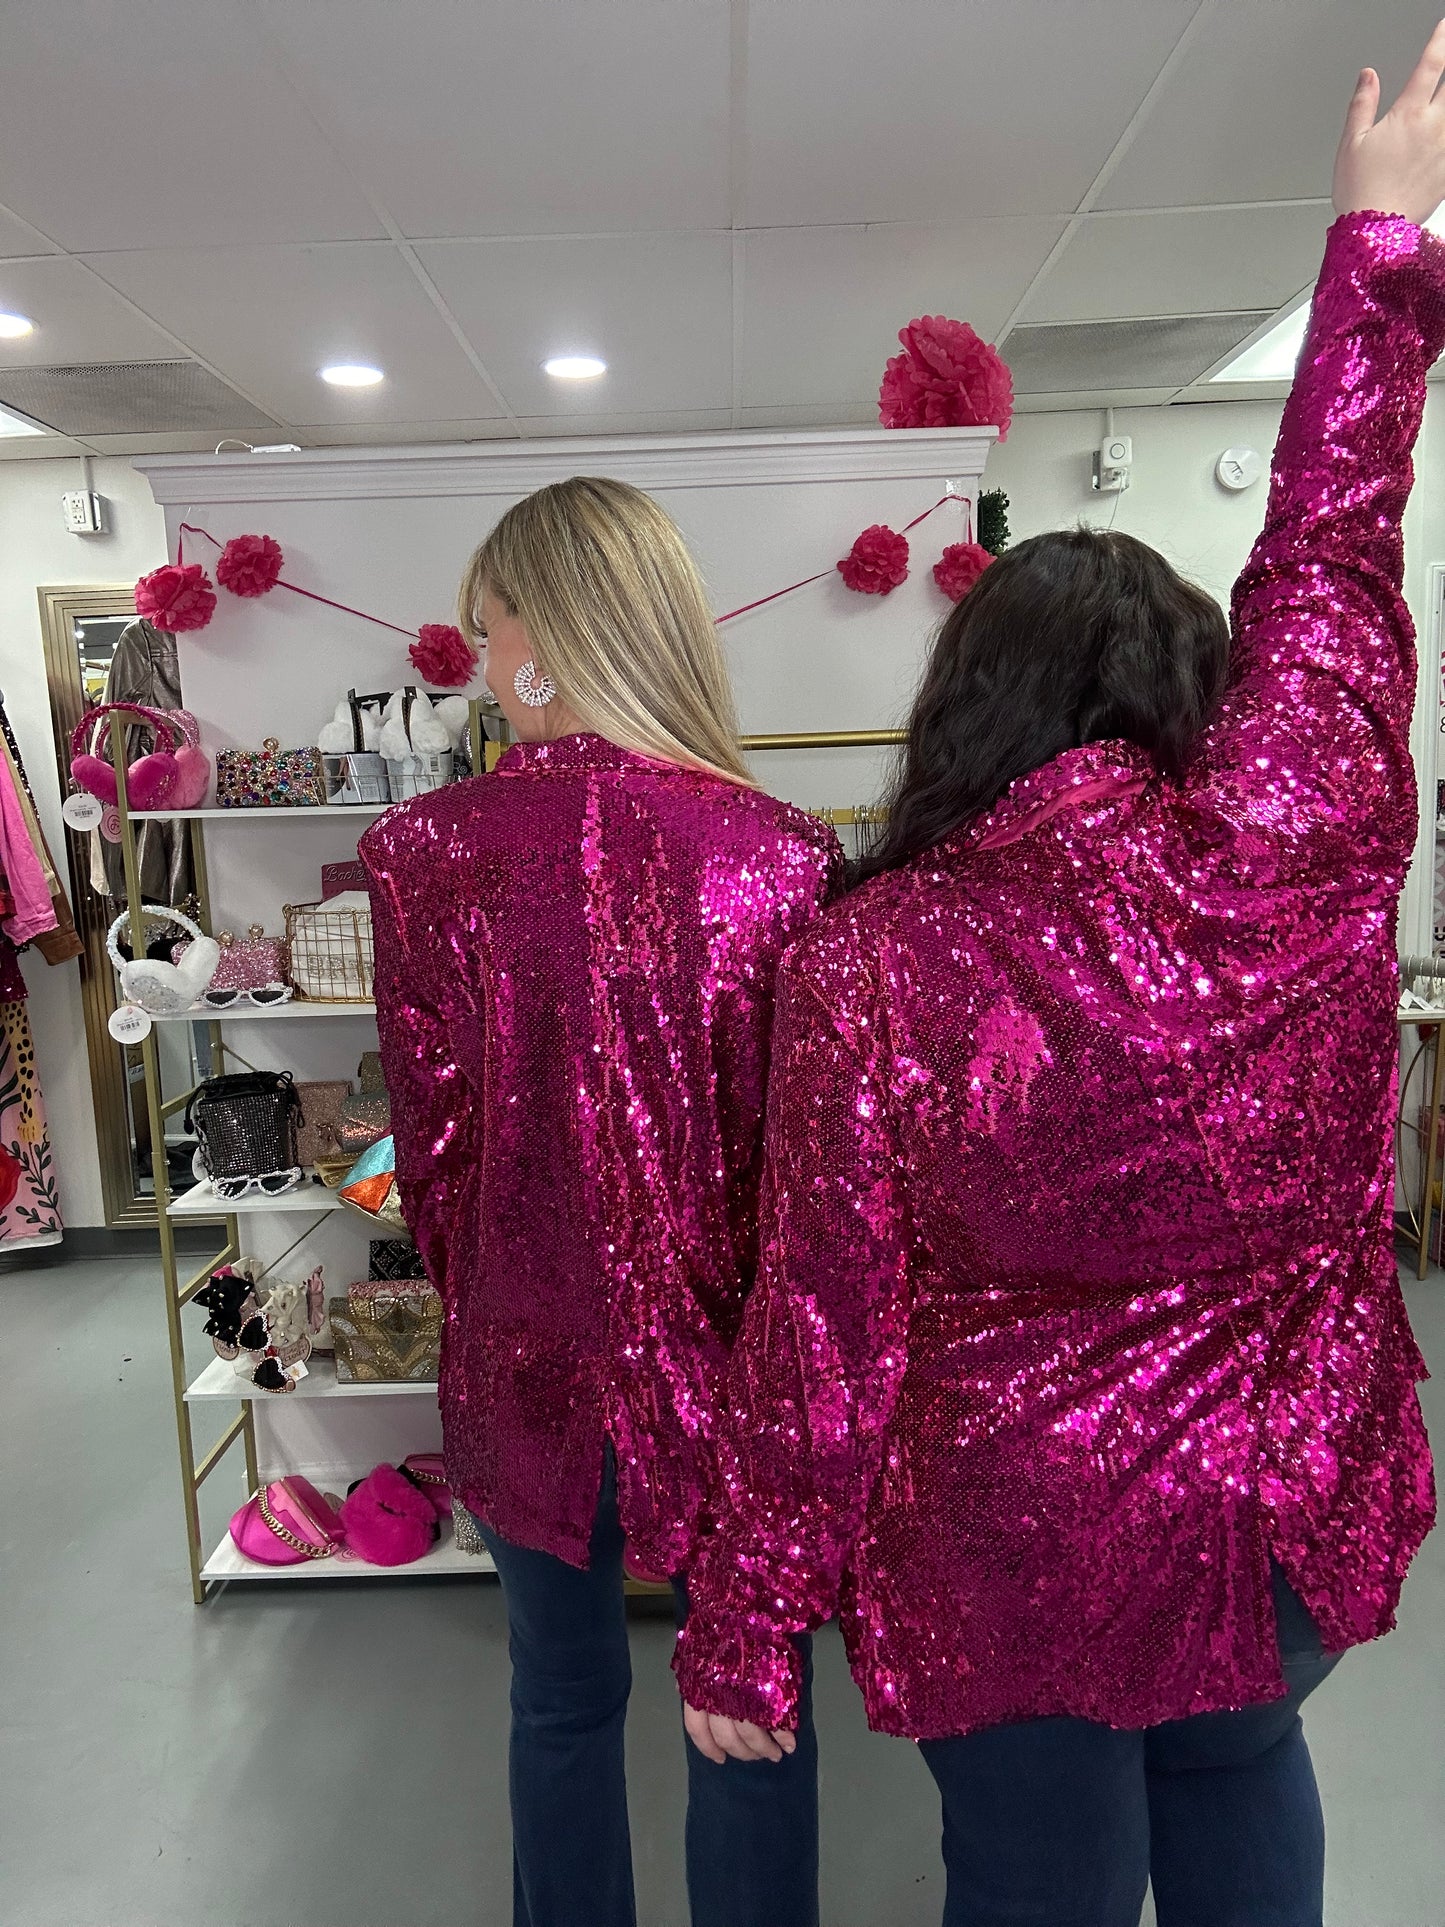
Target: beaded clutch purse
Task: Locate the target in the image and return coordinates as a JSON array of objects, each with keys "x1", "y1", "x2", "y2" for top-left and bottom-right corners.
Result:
[
  {"x1": 295, "y1": 1079, "x2": 351, "y2": 1167},
  {"x1": 329, "y1": 1281, "x2": 442, "y2": 1382},
  {"x1": 337, "y1": 1092, "x2": 390, "y2": 1153},
  {"x1": 215, "y1": 738, "x2": 326, "y2": 809}
]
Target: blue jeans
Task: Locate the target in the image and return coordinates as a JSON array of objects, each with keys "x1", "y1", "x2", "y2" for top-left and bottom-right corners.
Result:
[
  {"x1": 475, "y1": 1452, "x2": 819, "y2": 1927},
  {"x1": 918, "y1": 1567, "x2": 1338, "y2": 1927}
]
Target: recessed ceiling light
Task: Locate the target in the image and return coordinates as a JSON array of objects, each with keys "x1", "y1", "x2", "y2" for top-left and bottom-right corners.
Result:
[
  {"x1": 0, "y1": 311, "x2": 34, "y2": 339},
  {"x1": 543, "y1": 355, "x2": 606, "y2": 380},
  {"x1": 320, "y1": 362, "x2": 384, "y2": 387}
]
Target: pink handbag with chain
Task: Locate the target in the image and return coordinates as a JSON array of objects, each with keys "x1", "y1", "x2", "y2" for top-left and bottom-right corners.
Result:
[{"x1": 229, "y1": 1476, "x2": 346, "y2": 1565}]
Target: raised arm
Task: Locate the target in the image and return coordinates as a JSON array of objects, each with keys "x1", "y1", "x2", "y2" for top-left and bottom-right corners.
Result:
[
  {"x1": 361, "y1": 827, "x2": 476, "y2": 1293},
  {"x1": 1193, "y1": 32, "x2": 1445, "y2": 879},
  {"x1": 675, "y1": 927, "x2": 913, "y2": 1747}
]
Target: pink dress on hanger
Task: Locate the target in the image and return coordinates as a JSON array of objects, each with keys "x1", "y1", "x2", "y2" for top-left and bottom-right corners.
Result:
[{"x1": 676, "y1": 211, "x2": 1445, "y2": 1739}]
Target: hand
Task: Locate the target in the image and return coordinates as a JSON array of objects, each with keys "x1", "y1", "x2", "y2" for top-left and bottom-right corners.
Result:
[
  {"x1": 1334, "y1": 19, "x2": 1445, "y2": 224},
  {"x1": 684, "y1": 1701, "x2": 797, "y2": 1766}
]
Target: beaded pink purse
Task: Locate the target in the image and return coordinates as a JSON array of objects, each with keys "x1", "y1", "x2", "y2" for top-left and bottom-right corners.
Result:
[{"x1": 174, "y1": 924, "x2": 293, "y2": 1007}]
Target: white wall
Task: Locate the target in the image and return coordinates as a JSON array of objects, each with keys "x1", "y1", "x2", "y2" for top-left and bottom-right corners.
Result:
[
  {"x1": 0, "y1": 455, "x2": 166, "y2": 1228},
  {"x1": 988, "y1": 394, "x2": 1445, "y2": 954}
]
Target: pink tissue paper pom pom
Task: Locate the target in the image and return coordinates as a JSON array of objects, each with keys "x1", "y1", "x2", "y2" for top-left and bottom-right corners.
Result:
[
  {"x1": 837, "y1": 524, "x2": 910, "y2": 596},
  {"x1": 215, "y1": 532, "x2": 284, "y2": 598},
  {"x1": 933, "y1": 541, "x2": 995, "y2": 603},
  {"x1": 409, "y1": 622, "x2": 479, "y2": 688},
  {"x1": 134, "y1": 562, "x2": 217, "y2": 633},
  {"x1": 878, "y1": 315, "x2": 1014, "y2": 440}
]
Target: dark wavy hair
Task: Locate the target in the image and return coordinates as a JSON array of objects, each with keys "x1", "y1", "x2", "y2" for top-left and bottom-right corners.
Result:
[{"x1": 855, "y1": 528, "x2": 1230, "y2": 883}]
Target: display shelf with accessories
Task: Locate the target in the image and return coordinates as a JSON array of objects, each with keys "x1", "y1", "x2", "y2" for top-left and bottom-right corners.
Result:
[
  {"x1": 131, "y1": 804, "x2": 393, "y2": 820},
  {"x1": 98, "y1": 700, "x2": 504, "y2": 1602},
  {"x1": 149, "y1": 1000, "x2": 378, "y2": 1022},
  {"x1": 185, "y1": 1354, "x2": 437, "y2": 1401},
  {"x1": 201, "y1": 1521, "x2": 494, "y2": 1582},
  {"x1": 167, "y1": 1178, "x2": 344, "y2": 1219}
]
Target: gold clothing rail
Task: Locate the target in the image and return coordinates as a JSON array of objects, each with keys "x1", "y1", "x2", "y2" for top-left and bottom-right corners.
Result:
[{"x1": 740, "y1": 729, "x2": 905, "y2": 751}]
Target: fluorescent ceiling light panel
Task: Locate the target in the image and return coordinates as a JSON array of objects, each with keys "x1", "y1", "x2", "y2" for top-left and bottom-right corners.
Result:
[
  {"x1": 1208, "y1": 305, "x2": 1309, "y2": 384},
  {"x1": 543, "y1": 355, "x2": 606, "y2": 380},
  {"x1": 0, "y1": 402, "x2": 46, "y2": 437},
  {"x1": 0, "y1": 312, "x2": 34, "y2": 339},
  {"x1": 1213, "y1": 203, "x2": 1445, "y2": 385}
]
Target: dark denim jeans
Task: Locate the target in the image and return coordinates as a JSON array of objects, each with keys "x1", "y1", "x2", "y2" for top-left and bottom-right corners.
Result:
[
  {"x1": 918, "y1": 1566, "x2": 1339, "y2": 1927},
  {"x1": 475, "y1": 1452, "x2": 819, "y2": 1927}
]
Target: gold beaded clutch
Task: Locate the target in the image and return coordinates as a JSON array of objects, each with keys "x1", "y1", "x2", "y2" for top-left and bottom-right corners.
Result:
[{"x1": 329, "y1": 1282, "x2": 442, "y2": 1382}]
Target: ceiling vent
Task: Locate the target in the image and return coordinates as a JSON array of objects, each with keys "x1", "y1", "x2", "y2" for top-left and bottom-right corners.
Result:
[
  {"x1": 0, "y1": 360, "x2": 280, "y2": 436},
  {"x1": 1003, "y1": 313, "x2": 1275, "y2": 394}
]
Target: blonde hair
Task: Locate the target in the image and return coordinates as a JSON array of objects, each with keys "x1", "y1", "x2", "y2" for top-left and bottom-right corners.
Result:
[{"x1": 460, "y1": 476, "x2": 755, "y2": 786}]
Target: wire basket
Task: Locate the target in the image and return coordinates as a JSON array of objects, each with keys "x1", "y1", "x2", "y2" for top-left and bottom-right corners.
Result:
[
  {"x1": 284, "y1": 900, "x2": 374, "y2": 1002},
  {"x1": 385, "y1": 748, "x2": 453, "y2": 800},
  {"x1": 323, "y1": 750, "x2": 390, "y2": 805}
]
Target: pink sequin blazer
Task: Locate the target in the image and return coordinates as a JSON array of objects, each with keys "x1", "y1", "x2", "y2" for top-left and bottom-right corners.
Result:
[
  {"x1": 361, "y1": 738, "x2": 840, "y2": 1574},
  {"x1": 675, "y1": 213, "x2": 1445, "y2": 1740}
]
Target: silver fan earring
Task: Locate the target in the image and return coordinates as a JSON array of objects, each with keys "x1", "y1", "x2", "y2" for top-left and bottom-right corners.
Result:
[{"x1": 514, "y1": 661, "x2": 557, "y2": 709}]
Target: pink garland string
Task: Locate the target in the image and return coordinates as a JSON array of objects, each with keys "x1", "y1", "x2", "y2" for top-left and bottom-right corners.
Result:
[
  {"x1": 715, "y1": 495, "x2": 954, "y2": 623},
  {"x1": 177, "y1": 523, "x2": 419, "y2": 640},
  {"x1": 177, "y1": 492, "x2": 961, "y2": 639}
]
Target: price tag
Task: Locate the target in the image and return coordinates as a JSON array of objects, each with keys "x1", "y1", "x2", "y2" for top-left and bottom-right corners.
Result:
[
  {"x1": 61, "y1": 791, "x2": 104, "y2": 831},
  {"x1": 108, "y1": 1003, "x2": 153, "y2": 1043}
]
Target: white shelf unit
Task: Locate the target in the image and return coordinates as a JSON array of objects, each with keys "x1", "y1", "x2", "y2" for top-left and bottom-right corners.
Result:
[
  {"x1": 106, "y1": 730, "x2": 499, "y2": 1604},
  {"x1": 131, "y1": 804, "x2": 391, "y2": 820},
  {"x1": 186, "y1": 1355, "x2": 437, "y2": 1401},
  {"x1": 202, "y1": 1521, "x2": 494, "y2": 1582},
  {"x1": 167, "y1": 1177, "x2": 343, "y2": 1218},
  {"x1": 151, "y1": 1000, "x2": 376, "y2": 1022}
]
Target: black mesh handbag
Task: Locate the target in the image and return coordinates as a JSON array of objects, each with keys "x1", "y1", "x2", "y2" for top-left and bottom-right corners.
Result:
[{"x1": 185, "y1": 1071, "x2": 303, "y2": 1200}]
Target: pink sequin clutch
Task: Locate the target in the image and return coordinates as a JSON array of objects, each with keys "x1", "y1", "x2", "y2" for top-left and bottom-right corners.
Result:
[{"x1": 175, "y1": 924, "x2": 293, "y2": 1007}]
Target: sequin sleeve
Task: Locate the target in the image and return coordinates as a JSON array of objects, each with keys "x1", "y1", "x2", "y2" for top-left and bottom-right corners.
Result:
[
  {"x1": 362, "y1": 830, "x2": 475, "y2": 1293},
  {"x1": 674, "y1": 925, "x2": 913, "y2": 1730},
  {"x1": 1192, "y1": 212, "x2": 1445, "y2": 880}
]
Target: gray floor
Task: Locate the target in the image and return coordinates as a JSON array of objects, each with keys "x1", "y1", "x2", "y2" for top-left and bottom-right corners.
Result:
[{"x1": 2, "y1": 1255, "x2": 1442, "y2": 1927}]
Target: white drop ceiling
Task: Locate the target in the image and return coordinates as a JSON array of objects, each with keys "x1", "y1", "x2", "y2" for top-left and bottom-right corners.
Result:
[{"x1": 0, "y1": 0, "x2": 1428, "y2": 458}]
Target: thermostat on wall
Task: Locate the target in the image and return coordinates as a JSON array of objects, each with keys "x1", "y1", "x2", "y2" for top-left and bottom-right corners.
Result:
[{"x1": 1215, "y1": 447, "x2": 1263, "y2": 491}]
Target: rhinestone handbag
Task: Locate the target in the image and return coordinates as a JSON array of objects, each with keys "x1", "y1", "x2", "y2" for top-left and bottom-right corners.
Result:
[
  {"x1": 215, "y1": 737, "x2": 326, "y2": 809},
  {"x1": 369, "y1": 1237, "x2": 421, "y2": 1282},
  {"x1": 337, "y1": 1092, "x2": 390, "y2": 1154},
  {"x1": 185, "y1": 1071, "x2": 302, "y2": 1193},
  {"x1": 295, "y1": 1080, "x2": 351, "y2": 1167}
]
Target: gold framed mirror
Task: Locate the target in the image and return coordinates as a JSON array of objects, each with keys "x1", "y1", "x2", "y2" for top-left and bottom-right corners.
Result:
[{"x1": 38, "y1": 585, "x2": 203, "y2": 1226}]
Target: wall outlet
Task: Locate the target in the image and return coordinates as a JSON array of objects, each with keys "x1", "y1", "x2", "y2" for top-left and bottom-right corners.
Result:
[{"x1": 62, "y1": 489, "x2": 106, "y2": 534}]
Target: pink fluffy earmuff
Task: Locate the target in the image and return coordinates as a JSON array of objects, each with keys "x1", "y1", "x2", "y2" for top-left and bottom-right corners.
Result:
[{"x1": 69, "y1": 701, "x2": 204, "y2": 811}]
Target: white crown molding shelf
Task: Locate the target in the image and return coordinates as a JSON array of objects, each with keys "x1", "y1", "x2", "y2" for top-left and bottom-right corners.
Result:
[
  {"x1": 133, "y1": 426, "x2": 997, "y2": 505},
  {"x1": 185, "y1": 1355, "x2": 436, "y2": 1402}
]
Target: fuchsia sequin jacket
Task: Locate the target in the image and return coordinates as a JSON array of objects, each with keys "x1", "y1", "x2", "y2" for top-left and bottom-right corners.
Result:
[
  {"x1": 361, "y1": 738, "x2": 840, "y2": 1574},
  {"x1": 675, "y1": 213, "x2": 1445, "y2": 1740}
]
